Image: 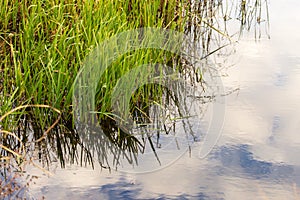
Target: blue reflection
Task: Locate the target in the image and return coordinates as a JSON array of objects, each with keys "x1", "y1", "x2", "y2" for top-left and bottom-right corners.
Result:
[
  {"x1": 139, "y1": 193, "x2": 219, "y2": 200},
  {"x1": 98, "y1": 178, "x2": 222, "y2": 200},
  {"x1": 274, "y1": 72, "x2": 287, "y2": 86},
  {"x1": 268, "y1": 115, "x2": 281, "y2": 143},
  {"x1": 99, "y1": 177, "x2": 142, "y2": 200},
  {"x1": 213, "y1": 144, "x2": 293, "y2": 179}
]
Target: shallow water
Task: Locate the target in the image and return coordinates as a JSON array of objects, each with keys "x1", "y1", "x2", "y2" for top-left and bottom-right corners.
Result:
[{"x1": 28, "y1": 1, "x2": 300, "y2": 199}]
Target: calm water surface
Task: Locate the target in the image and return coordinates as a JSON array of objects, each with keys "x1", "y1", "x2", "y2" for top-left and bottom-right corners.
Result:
[{"x1": 29, "y1": 1, "x2": 300, "y2": 199}]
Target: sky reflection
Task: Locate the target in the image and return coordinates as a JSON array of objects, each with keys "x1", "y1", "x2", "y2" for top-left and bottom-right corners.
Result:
[{"x1": 29, "y1": 0, "x2": 300, "y2": 199}]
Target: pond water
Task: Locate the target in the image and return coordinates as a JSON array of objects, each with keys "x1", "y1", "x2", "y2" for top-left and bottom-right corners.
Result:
[{"x1": 28, "y1": 1, "x2": 300, "y2": 199}]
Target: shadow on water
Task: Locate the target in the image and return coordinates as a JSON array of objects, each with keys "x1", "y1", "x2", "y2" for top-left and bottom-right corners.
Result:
[{"x1": 0, "y1": 0, "x2": 269, "y2": 198}]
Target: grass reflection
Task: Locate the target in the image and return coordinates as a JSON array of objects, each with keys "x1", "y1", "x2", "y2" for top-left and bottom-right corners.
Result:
[{"x1": 0, "y1": 0, "x2": 269, "y2": 198}]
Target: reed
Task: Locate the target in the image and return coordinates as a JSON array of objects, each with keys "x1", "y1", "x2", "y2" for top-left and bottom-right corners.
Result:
[{"x1": 0, "y1": 0, "x2": 269, "y2": 183}]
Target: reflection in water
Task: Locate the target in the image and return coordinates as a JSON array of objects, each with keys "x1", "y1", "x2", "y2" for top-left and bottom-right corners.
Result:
[
  {"x1": 99, "y1": 178, "x2": 142, "y2": 200},
  {"x1": 213, "y1": 144, "x2": 294, "y2": 179},
  {"x1": 4, "y1": 0, "x2": 300, "y2": 199},
  {"x1": 268, "y1": 115, "x2": 281, "y2": 143}
]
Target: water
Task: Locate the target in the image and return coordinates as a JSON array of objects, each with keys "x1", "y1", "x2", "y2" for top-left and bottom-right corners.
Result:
[{"x1": 28, "y1": 1, "x2": 300, "y2": 199}]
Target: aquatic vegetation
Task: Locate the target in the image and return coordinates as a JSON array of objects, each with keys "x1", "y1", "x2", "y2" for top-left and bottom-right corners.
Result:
[{"x1": 0, "y1": 2, "x2": 269, "y2": 197}]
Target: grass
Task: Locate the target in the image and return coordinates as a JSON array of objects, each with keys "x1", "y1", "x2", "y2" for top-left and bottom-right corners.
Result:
[
  {"x1": 0, "y1": 0, "x2": 268, "y2": 198},
  {"x1": 0, "y1": 0, "x2": 183, "y2": 164},
  {"x1": 0, "y1": 0, "x2": 270, "y2": 197}
]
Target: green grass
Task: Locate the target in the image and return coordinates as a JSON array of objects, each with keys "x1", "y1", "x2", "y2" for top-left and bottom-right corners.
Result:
[
  {"x1": 0, "y1": 0, "x2": 270, "y2": 197},
  {"x1": 0, "y1": 0, "x2": 269, "y2": 173},
  {"x1": 0, "y1": 0, "x2": 190, "y2": 170}
]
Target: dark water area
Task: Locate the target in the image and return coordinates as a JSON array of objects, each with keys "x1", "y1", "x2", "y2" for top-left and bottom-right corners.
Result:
[{"x1": 18, "y1": 0, "x2": 300, "y2": 199}]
